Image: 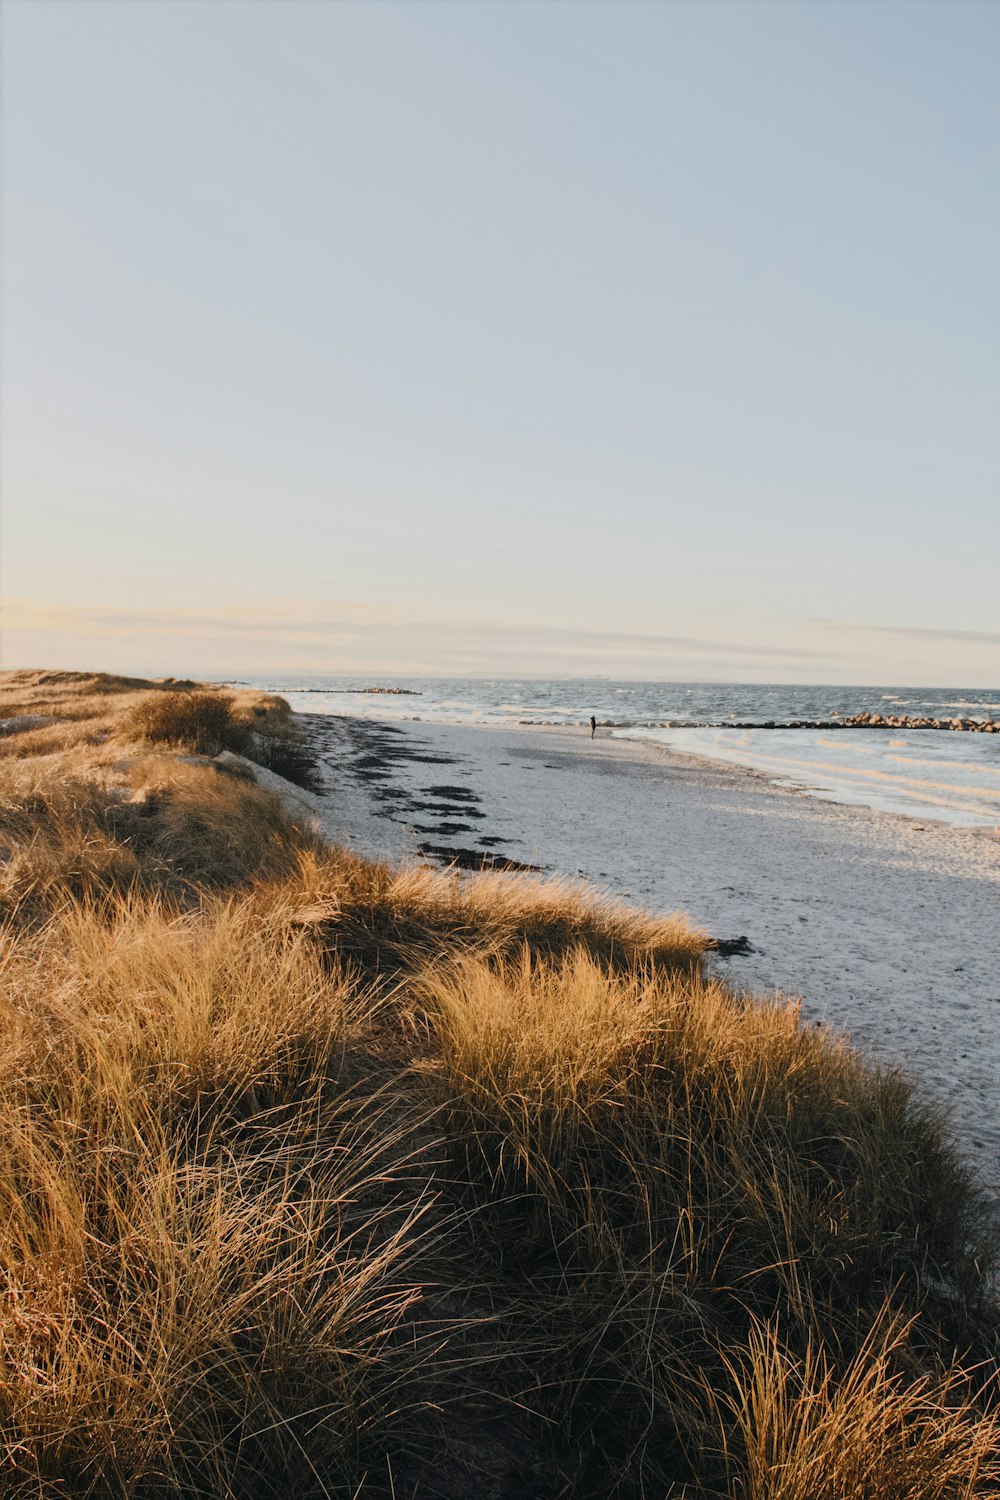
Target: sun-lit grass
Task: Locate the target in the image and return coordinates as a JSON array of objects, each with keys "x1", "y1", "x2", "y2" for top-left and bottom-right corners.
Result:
[
  {"x1": 273, "y1": 846, "x2": 709, "y2": 976},
  {"x1": 412, "y1": 945, "x2": 997, "y2": 1493},
  {"x1": 418, "y1": 946, "x2": 986, "y2": 1298},
  {"x1": 0, "y1": 895, "x2": 437, "y2": 1497},
  {"x1": 0, "y1": 667, "x2": 996, "y2": 1497},
  {"x1": 120, "y1": 689, "x2": 256, "y2": 757},
  {"x1": 0, "y1": 752, "x2": 320, "y2": 925},
  {"x1": 712, "y1": 1312, "x2": 1000, "y2": 1500}
]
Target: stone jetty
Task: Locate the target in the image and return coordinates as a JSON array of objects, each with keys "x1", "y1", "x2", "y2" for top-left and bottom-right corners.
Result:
[{"x1": 655, "y1": 712, "x2": 999, "y2": 733}]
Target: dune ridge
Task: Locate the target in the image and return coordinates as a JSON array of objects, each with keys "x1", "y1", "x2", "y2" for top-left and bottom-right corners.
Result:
[{"x1": 0, "y1": 669, "x2": 997, "y2": 1498}]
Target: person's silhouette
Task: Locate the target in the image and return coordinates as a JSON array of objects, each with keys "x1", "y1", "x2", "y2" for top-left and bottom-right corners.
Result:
[{"x1": 590, "y1": 716, "x2": 596, "y2": 739}]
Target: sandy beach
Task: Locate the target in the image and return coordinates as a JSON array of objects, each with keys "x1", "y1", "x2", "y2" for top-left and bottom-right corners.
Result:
[{"x1": 292, "y1": 711, "x2": 1000, "y2": 1186}]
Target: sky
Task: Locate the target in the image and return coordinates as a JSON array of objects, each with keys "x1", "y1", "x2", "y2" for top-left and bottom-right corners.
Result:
[{"x1": 1, "y1": 0, "x2": 998, "y2": 685}]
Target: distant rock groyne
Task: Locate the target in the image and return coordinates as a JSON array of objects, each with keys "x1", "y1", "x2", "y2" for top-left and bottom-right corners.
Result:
[
  {"x1": 655, "y1": 712, "x2": 999, "y2": 733},
  {"x1": 299, "y1": 687, "x2": 422, "y2": 696}
]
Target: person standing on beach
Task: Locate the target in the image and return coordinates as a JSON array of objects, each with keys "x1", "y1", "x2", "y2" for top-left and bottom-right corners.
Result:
[{"x1": 590, "y1": 715, "x2": 596, "y2": 739}]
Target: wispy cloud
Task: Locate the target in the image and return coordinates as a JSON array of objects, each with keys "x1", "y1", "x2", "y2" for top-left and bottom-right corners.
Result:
[
  {"x1": 14, "y1": 601, "x2": 993, "y2": 684},
  {"x1": 1, "y1": 601, "x2": 394, "y2": 635},
  {"x1": 813, "y1": 618, "x2": 1000, "y2": 648},
  {"x1": 1, "y1": 599, "x2": 837, "y2": 666},
  {"x1": 857, "y1": 624, "x2": 1000, "y2": 647}
]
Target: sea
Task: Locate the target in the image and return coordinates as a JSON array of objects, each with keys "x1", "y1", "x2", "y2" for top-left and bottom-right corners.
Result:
[{"x1": 232, "y1": 677, "x2": 1000, "y2": 830}]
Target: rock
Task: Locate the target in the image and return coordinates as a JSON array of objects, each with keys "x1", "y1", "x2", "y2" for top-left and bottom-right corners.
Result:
[
  {"x1": 712, "y1": 935, "x2": 755, "y2": 958},
  {"x1": 0, "y1": 714, "x2": 58, "y2": 736},
  {"x1": 214, "y1": 750, "x2": 259, "y2": 781}
]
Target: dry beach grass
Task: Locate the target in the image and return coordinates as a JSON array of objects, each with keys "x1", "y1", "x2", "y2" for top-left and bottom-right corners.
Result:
[{"x1": 0, "y1": 669, "x2": 997, "y2": 1497}]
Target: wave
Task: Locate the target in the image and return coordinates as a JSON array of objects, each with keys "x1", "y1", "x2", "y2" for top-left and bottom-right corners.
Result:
[{"x1": 618, "y1": 725, "x2": 1000, "y2": 828}]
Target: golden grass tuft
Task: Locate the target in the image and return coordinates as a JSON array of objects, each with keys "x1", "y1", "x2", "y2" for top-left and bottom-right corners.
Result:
[
  {"x1": 418, "y1": 947, "x2": 984, "y2": 1299},
  {"x1": 119, "y1": 689, "x2": 254, "y2": 757},
  {"x1": 274, "y1": 847, "x2": 709, "y2": 976},
  {"x1": 714, "y1": 1312, "x2": 1000, "y2": 1499},
  {"x1": 411, "y1": 947, "x2": 998, "y2": 1492},
  {"x1": 0, "y1": 897, "x2": 435, "y2": 1496},
  {"x1": 118, "y1": 685, "x2": 318, "y2": 788},
  {"x1": 0, "y1": 752, "x2": 319, "y2": 924}
]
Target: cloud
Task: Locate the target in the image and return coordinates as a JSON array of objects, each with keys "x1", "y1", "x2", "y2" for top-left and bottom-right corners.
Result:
[
  {"x1": 1, "y1": 599, "x2": 837, "y2": 666},
  {"x1": 812, "y1": 618, "x2": 1000, "y2": 648},
  {"x1": 1, "y1": 600, "x2": 393, "y2": 638},
  {"x1": 7, "y1": 596, "x2": 994, "y2": 682},
  {"x1": 857, "y1": 624, "x2": 1000, "y2": 647}
]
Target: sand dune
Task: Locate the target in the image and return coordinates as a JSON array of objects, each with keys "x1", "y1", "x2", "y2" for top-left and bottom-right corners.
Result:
[{"x1": 297, "y1": 713, "x2": 1000, "y2": 1186}]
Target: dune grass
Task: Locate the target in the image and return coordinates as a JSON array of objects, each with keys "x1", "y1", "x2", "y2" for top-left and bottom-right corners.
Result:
[
  {"x1": 273, "y1": 847, "x2": 709, "y2": 977},
  {"x1": 120, "y1": 689, "x2": 257, "y2": 757},
  {"x1": 0, "y1": 669, "x2": 997, "y2": 1497},
  {"x1": 413, "y1": 946, "x2": 997, "y2": 1493},
  {"x1": 712, "y1": 1312, "x2": 1000, "y2": 1500},
  {"x1": 0, "y1": 751, "x2": 321, "y2": 925},
  {"x1": 0, "y1": 899, "x2": 433, "y2": 1498},
  {"x1": 419, "y1": 947, "x2": 982, "y2": 1299}
]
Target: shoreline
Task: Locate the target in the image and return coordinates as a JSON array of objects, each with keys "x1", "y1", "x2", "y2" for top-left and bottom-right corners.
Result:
[{"x1": 296, "y1": 710, "x2": 1000, "y2": 1184}]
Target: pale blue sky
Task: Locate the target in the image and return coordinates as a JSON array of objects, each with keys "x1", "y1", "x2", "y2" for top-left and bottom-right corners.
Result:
[{"x1": 2, "y1": 0, "x2": 997, "y2": 682}]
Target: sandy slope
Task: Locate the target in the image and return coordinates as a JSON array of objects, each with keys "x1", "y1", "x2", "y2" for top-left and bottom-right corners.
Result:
[{"x1": 293, "y1": 713, "x2": 1000, "y2": 1187}]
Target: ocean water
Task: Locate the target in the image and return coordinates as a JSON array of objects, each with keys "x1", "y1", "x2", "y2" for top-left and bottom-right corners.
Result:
[
  {"x1": 622, "y1": 726, "x2": 1000, "y2": 827},
  {"x1": 234, "y1": 676, "x2": 1000, "y2": 828}
]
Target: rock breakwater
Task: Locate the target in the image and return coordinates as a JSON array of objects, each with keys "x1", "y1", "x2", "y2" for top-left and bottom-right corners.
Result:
[{"x1": 652, "y1": 713, "x2": 1000, "y2": 733}]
